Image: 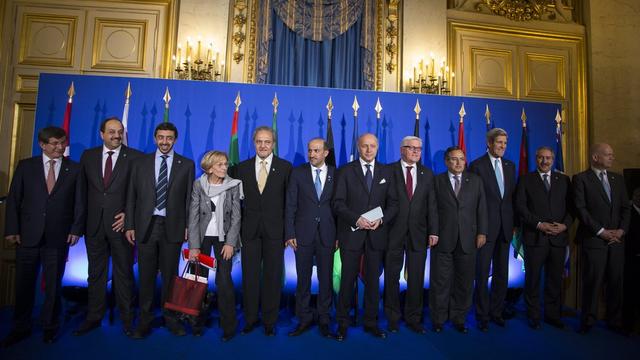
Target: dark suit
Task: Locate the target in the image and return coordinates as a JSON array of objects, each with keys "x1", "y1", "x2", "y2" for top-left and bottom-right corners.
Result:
[
  {"x1": 79, "y1": 145, "x2": 141, "y2": 325},
  {"x1": 515, "y1": 171, "x2": 573, "y2": 321},
  {"x1": 430, "y1": 171, "x2": 487, "y2": 326},
  {"x1": 469, "y1": 153, "x2": 516, "y2": 321},
  {"x1": 4, "y1": 156, "x2": 84, "y2": 332},
  {"x1": 383, "y1": 161, "x2": 438, "y2": 326},
  {"x1": 573, "y1": 169, "x2": 630, "y2": 327},
  {"x1": 332, "y1": 160, "x2": 398, "y2": 328},
  {"x1": 230, "y1": 155, "x2": 292, "y2": 327},
  {"x1": 285, "y1": 163, "x2": 336, "y2": 325},
  {"x1": 125, "y1": 151, "x2": 194, "y2": 326}
]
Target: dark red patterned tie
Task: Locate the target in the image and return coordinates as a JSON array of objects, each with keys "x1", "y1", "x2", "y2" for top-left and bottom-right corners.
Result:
[
  {"x1": 103, "y1": 151, "x2": 114, "y2": 188},
  {"x1": 406, "y1": 166, "x2": 413, "y2": 200}
]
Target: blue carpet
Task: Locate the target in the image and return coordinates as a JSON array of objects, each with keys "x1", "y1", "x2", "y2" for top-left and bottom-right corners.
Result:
[{"x1": 0, "y1": 306, "x2": 638, "y2": 360}]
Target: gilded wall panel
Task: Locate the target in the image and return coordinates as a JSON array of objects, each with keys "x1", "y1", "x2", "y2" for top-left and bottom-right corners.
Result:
[
  {"x1": 469, "y1": 47, "x2": 514, "y2": 97},
  {"x1": 15, "y1": 74, "x2": 39, "y2": 93},
  {"x1": 91, "y1": 18, "x2": 148, "y2": 71},
  {"x1": 9, "y1": 103, "x2": 36, "y2": 182},
  {"x1": 18, "y1": 13, "x2": 77, "y2": 67},
  {"x1": 523, "y1": 52, "x2": 565, "y2": 100}
]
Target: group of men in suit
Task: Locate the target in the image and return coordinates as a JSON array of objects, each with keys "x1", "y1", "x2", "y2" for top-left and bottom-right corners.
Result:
[{"x1": 2, "y1": 117, "x2": 635, "y2": 347}]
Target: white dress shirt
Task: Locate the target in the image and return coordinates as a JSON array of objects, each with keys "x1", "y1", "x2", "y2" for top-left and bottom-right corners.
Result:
[
  {"x1": 311, "y1": 163, "x2": 328, "y2": 191},
  {"x1": 488, "y1": 153, "x2": 504, "y2": 184},
  {"x1": 359, "y1": 157, "x2": 376, "y2": 176},
  {"x1": 255, "y1": 153, "x2": 274, "y2": 181}
]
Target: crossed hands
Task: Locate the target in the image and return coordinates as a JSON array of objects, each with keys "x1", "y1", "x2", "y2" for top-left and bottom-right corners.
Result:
[{"x1": 537, "y1": 222, "x2": 568, "y2": 236}]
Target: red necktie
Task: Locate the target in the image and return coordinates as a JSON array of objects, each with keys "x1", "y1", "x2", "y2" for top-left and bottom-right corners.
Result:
[
  {"x1": 103, "y1": 151, "x2": 114, "y2": 188},
  {"x1": 406, "y1": 166, "x2": 413, "y2": 200}
]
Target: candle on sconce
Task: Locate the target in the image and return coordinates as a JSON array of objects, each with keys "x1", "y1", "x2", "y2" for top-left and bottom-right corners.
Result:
[
  {"x1": 206, "y1": 43, "x2": 212, "y2": 64},
  {"x1": 220, "y1": 63, "x2": 225, "y2": 79},
  {"x1": 430, "y1": 52, "x2": 435, "y2": 77},
  {"x1": 186, "y1": 37, "x2": 191, "y2": 59},
  {"x1": 408, "y1": 78, "x2": 412, "y2": 92},
  {"x1": 215, "y1": 52, "x2": 220, "y2": 69},
  {"x1": 413, "y1": 67, "x2": 417, "y2": 83},
  {"x1": 197, "y1": 37, "x2": 202, "y2": 62},
  {"x1": 187, "y1": 56, "x2": 192, "y2": 80},
  {"x1": 177, "y1": 45, "x2": 182, "y2": 68},
  {"x1": 419, "y1": 59, "x2": 424, "y2": 77}
]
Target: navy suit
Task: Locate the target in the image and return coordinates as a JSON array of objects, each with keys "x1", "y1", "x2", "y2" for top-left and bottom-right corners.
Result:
[
  {"x1": 469, "y1": 153, "x2": 516, "y2": 321},
  {"x1": 573, "y1": 169, "x2": 630, "y2": 327},
  {"x1": 4, "y1": 156, "x2": 84, "y2": 332},
  {"x1": 332, "y1": 160, "x2": 398, "y2": 328},
  {"x1": 285, "y1": 163, "x2": 336, "y2": 325}
]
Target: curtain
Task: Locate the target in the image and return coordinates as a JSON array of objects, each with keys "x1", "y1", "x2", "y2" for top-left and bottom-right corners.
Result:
[
  {"x1": 266, "y1": 9, "x2": 364, "y2": 89},
  {"x1": 255, "y1": 0, "x2": 375, "y2": 90}
]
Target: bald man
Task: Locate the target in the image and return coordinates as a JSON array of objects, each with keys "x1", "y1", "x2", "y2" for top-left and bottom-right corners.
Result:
[{"x1": 573, "y1": 143, "x2": 630, "y2": 334}]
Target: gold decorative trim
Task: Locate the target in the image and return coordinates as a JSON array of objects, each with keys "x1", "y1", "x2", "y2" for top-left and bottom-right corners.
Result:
[
  {"x1": 374, "y1": 0, "x2": 384, "y2": 90},
  {"x1": 477, "y1": 0, "x2": 556, "y2": 22},
  {"x1": 91, "y1": 18, "x2": 148, "y2": 71},
  {"x1": 10, "y1": 102, "x2": 36, "y2": 183},
  {"x1": 15, "y1": 74, "x2": 39, "y2": 93},
  {"x1": 19, "y1": 13, "x2": 77, "y2": 67},
  {"x1": 232, "y1": 0, "x2": 248, "y2": 65},
  {"x1": 448, "y1": 20, "x2": 588, "y2": 176},
  {"x1": 524, "y1": 52, "x2": 565, "y2": 100},
  {"x1": 385, "y1": 0, "x2": 399, "y2": 74},
  {"x1": 245, "y1": 0, "x2": 258, "y2": 83},
  {"x1": 469, "y1": 47, "x2": 514, "y2": 97}
]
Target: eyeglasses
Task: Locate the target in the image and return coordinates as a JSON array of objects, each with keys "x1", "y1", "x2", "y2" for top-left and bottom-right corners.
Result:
[
  {"x1": 402, "y1": 146, "x2": 422, "y2": 152},
  {"x1": 46, "y1": 140, "x2": 67, "y2": 147}
]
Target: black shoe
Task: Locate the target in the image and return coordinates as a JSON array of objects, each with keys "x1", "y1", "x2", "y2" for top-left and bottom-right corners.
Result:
[
  {"x1": 432, "y1": 324, "x2": 443, "y2": 333},
  {"x1": 491, "y1": 316, "x2": 506, "y2": 327},
  {"x1": 335, "y1": 326, "x2": 347, "y2": 341},
  {"x1": 478, "y1": 320, "x2": 489, "y2": 332},
  {"x1": 167, "y1": 322, "x2": 186, "y2": 337},
  {"x1": 577, "y1": 323, "x2": 592, "y2": 334},
  {"x1": 221, "y1": 332, "x2": 235, "y2": 342},
  {"x1": 43, "y1": 329, "x2": 57, "y2": 344},
  {"x1": 241, "y1": 323, "x2": 257, "y2": 335},
  {"x1": 264, "y1": 325, "x2": 276, "y2": 337},
  {"x1": 544, "y1": 317, "x2": 565, "y2": 330},
  {"x1": 528, "y1": 318, "x2": 541, "y2": 330},
  {"x1": 319, "y1": 324, "x2": 333, "y2": 338},
  {"x1": 1, "y1": 329, "x2": 31, "y2": 348},
  {"x1": 73, "y1": 320, "x2": 101, "y2": 336},
  {"x1": 407, "y1": 323, "x2": 427, "y2": 334},
  {"x1": 130, "y1": 324, "x2": 152, "y2": 339},
  {"x1": 288, "y1": 323, "x2": 311, "y2": 337},
  {"x1": 364, "y1": 326, "x2": 386, "y2": 339},
  {"x1": 387, "y1": 322, "x2": 399, "y2": 333},
  {"x1": 453, "y1": 323, "x2": 468, "y2": 334}
]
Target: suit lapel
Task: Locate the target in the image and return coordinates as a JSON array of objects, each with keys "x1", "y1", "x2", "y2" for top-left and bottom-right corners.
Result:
[
  {"x1": 168, "y1": 153, "x2": 183, "y2": 191},
  {"x1": 36, "y1": 156, "x2": 49, "y2": 194},
  {"x1": 353, "y1": 161, "x2": 369, "y2": 193},
  {"x1": 320, "y1": 166, "x2": 334, "y2": 201},
  {"x1": 442, "y1": 172, "x2": 458, "y2": 203},
  {"x1": 482, "y1": 154, "x2": 502, "y2": 197},
  {"x1": 105, "y1": 147, "x2": 128, "y2": 189},
  {"x1": 302, "y1": 163, "x2": 317, "y2": 200},
  {"x1": 412, "y1": 164, "x2": 427, "y2": 201},
  {"x1": 588, "y1": 170, "x2": 611, "y2": 204}
]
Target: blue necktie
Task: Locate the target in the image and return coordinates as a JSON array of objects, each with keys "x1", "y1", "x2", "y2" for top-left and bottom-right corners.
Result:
[
  {"x1": 495, "y1": 159, "x2": 504, "y2": 198},
  {"x1": 156, "y1": 155, "x2": 168, "y2": 210},
  {"x1": 600, "y1": 171, "x2": 611, "y2": 202},
  {"x1": 314, "y1": 168, "x2": 322, "y2": 200},
  {"x1": 365, "y1": 164, "x2": 373, "y2": 192}
]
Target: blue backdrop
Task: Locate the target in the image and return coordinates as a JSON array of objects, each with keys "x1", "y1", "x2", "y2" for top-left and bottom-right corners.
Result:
[{"x1": 35, "y1": 73, "x2": 560, "y2": 292}]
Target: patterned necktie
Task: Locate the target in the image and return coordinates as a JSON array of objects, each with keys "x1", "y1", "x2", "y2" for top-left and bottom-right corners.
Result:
[
  {"x1": 600, "y1": 171, "x2": 611, "y2": 202},
  {"x1": 46, "y1": 159, "x2": 56, "y2": 194},
  {"x1": 454, "y1": 175, "x2": 461, "y2": 197},
  {"x1": 405, "y1": 166, "x2": 414, "y2": 200},
  {"x1": 155, "y1": 155, "x2": 168, "y2": 210},
  {"x1": 314, "y1": 168, "x2": 322, "y2": 200},
  {"x1": 364, "y1": 164, "x2": 373, "y2": 192},
  {"x1": 103, "y1": 151, "x2": 114, "y2": 188},
  {"x1": 495, "y1": 159, "x2": 504, "y2": 198},
  {"x1": 258, "y1": 160, "x2": 268, "y2": 194},
  {"x1": 543, "y1": 174, "x2": 551, "y2": 192}
]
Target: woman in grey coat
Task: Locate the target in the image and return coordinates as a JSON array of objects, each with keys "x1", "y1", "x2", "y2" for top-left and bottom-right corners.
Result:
[{"x1": 188, "y1": 150, "x2": 243, "y2": 341}]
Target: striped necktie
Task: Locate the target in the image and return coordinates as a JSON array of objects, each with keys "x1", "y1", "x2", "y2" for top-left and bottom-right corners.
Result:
[{"x1": 155, "y1": 155, "x2": 168, "y2": 210}]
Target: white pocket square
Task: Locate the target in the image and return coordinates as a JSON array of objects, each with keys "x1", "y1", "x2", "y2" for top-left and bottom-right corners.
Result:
[{"x1": 379, "y1": 178, "x2": 386, "y2": 184}]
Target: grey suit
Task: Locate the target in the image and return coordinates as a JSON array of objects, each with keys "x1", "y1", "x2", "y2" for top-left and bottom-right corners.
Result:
[{"x1": 430, "y1": 171, "x2": 487, "y2": 326}]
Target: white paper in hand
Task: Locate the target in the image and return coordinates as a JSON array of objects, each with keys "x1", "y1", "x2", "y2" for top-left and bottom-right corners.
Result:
[{"x1": 351, "y1": 206, "x2": 384, "y2": 231}]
